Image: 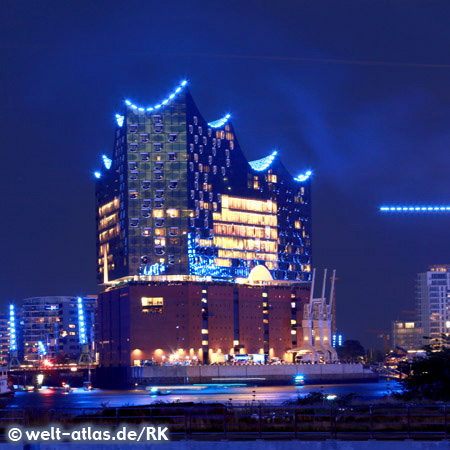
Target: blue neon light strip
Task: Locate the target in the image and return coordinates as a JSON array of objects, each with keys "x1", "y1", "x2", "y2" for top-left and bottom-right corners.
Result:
[
  {"x1": 125, "y1": 80, "x2": 188, "y2": 111},
  {"x1": 77, "y1": 297, "x2": 87, "y2": 345},
  {"x1": 38, "y1": 341, "x2": 47, "y2": 356},
  {"x1": 102, "y1": 155, "x2": 112, "y2": 170},
  {"x1": 115, "y1": 114, "x2": 124, "y2": 127},
  {"x1": 9, "y1": 305, "x2": 17, "y2": 352},
  {"x1": 208, "y1": 114, "x2": 231, "y2": 128},
  {"x1": 294, "y1": 170, "x2": 312, "y2": 182},
  {"x1": 380, "y1": 206, "x2": 450, "y2": 212},
  {"x1": 249, "y1": 151, "x2": 278, "y2": 172}
]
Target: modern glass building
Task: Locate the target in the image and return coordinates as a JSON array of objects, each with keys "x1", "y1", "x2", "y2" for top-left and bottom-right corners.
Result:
[
  {"x1": 416, "y1": 265, "x2": 450, "y2": 344},
  {"x1": 21, "y1": 296, "x2": 97, "y2": 361},
  {"x1": 95, "y1": 80, "x2": 312, "y2": 284}
]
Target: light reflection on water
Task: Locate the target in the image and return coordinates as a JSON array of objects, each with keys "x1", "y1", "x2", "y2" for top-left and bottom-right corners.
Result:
[{"x1": 1, "y1": 381, "x2": 402, "y2": 409}]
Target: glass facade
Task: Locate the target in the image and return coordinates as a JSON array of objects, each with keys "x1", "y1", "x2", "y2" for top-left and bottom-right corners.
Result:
[{"x1": 96, "y1": 81, "x2": 312, "y2": 283}]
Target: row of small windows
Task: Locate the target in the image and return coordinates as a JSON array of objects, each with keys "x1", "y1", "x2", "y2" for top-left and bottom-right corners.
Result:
[
  {"x1": 129, "y1": 161, "x2": 165, "y2": 170},
  {"x1": 128, "y1": 152, "x2": 178, "y2": 162},
  {"x1": 130, "y1": 143, "x2": 165, "y2": 152},
  {"x1": 128, "y1": 129, "x2": 178, "y2": 141},
  {"x1": 140, "y1": 227, "x2": 180, "y2": 237},
  {"x1": 129, "y1": 185, "x2": 178, "y2": 199}
]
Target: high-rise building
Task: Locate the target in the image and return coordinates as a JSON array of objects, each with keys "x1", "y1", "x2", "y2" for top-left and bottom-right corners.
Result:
[
  {"x1": 416, "y1": 265, "x2": 450, "y2": 344},
  {"x1": 22, "y1": 296, "x2": 97, "y2": 361},
  {"x1": 0, "y1": 315, "x2": 9, "y2": 366},
  {"x1": 391, "y1": 321, "x2": 423, "y2": 350},
  {"x1": 95, "y1": 80, "x2": 312, "y2": 285}
]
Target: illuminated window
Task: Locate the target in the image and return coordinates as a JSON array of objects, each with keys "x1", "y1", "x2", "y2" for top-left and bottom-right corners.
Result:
[
  {"x1": 141, "y1": 297, "x2": 163, "y2": 307},
  {"x1": 166, "y1": 209, "x2": 179, "y2": 218},
  {"x1": 141, "y1": 297, "x2": 164, "y2": 314}
]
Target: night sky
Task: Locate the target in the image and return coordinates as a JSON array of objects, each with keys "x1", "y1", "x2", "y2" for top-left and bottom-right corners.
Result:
[{"x1": 1, "y1": 1, "x2": 450, "y2": 348}]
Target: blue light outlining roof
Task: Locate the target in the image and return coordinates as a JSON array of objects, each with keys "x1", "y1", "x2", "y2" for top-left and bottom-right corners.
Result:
[
  {"x1": 115, "y1": 114, "x2": 124, "y2": 127},
  {"x1": 249, "y1": 151, "x2": 278, "y2": 172},
  {"x1": 124, "y1": 80, "x2": 188, "y2": 112},
  {"x1": 102, "y1": 155, "x2": 112, "y2": 170},
  {"x1": 38, "y1": 341, "x2": 47, "y2": 357},
  {"x1": 208, "y1": 114, "x2": 231, "y2": 128},
  {"x1": 294, "y1": 170, "x2": 313, "y2": 182},
  {"x1": 77, "y1": 297, "x2": 87, "y2": 346},
  {"x1": 380, "y1": 206, "x2": 450, "y2": 212},
  {"x1": 9, "y1": 305, "x2": 17, "y2": 352},
  {"x1": 94, "y1": 171, "x2": 101, "y2": 179}
]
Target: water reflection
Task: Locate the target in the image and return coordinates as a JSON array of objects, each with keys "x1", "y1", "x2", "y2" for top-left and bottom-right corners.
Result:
[{"x1": 1, "y1": 381, "x2": 402, "y2": 409}]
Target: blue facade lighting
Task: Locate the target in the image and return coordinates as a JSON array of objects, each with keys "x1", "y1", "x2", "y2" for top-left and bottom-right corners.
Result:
[
  {"x1": 124, "y1": 80, "x2": 188, "y2": 111},
  {"x1": 38, "y1": 341, "x2": 47, "y2": 356},
  {"x1": 380, "y1": 206, "x2": 450, "y2": 212},
  {"x1": 77, "y1": 297, "x2": 87, "y2": 346},
  {"x1": 294, "y1": 170, "x2": 312, "y2": 182},
  {"x1": 115, "y1": 114, "x2": 124, "y2": 127},
  {"x1": 9, "y1": 304, "x2": 17, "y2": 352},
  {"x1": 249, "y1": 151, "x2": 278, "y2": 172},
  {"x1": 142, "y1": 263, "x2": 166, "y2": 276},
  {"x1": 187, "y1": 233, "x2": 246, "y2": 278},
  {"x1": 102, "y1": 155, "x2": 112, "y2": 170},
  {"x1": 208, "y1": 114, "x2": 231, "y2": 128},
  {"x1": 94, "y1": 171, "x2": 101, "y2": 179},
  {"x1": 333, "y1": 334, "x2": 343, "y2": 347}
]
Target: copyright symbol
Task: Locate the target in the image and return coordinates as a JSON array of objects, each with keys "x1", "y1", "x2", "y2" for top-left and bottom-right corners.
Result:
[{"x1": 8, "y1": 427, "x2": 22, "y2": 442}]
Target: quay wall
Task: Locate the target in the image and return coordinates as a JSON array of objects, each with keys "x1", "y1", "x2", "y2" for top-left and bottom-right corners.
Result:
[{"x1": 123, "y1": 364, "x2": 377, "y2": 388}]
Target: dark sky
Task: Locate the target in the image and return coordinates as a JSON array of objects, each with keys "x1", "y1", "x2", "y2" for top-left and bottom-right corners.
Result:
[{"x1": 1, "y1": 0, "x2": 450, "y2": 348}]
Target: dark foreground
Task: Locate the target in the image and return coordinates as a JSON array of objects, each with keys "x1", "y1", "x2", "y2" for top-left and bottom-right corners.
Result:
[{"x1": 0, "y1": 403, "x2": 449, "y2": 441}]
